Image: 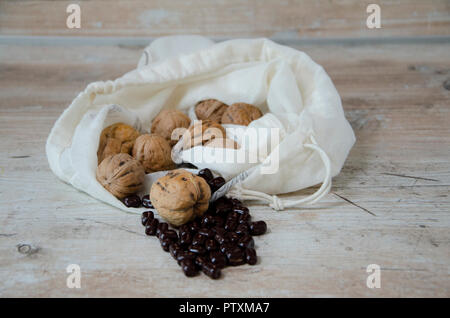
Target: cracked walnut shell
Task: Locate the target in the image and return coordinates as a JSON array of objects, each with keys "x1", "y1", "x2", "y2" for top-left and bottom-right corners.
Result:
[
  {"x1": 151, "y1": 109, "x2": 191, "y2": 146},
  {"x1": 150, "y1": 169, "x2": 211, "y2": 226},
  {"x1": 195, "y1": 99, "x2": 228, "y2": 123},
  {"x1": 221, "y1": 103, "x2": 262, "y2": 126},
  {"x1": 96, "y1": 153, "x2": 145, "y2": 199},
  {"x1": 182, "y1": 119, "x2": 226, "y2": 150},
  {"x1": 97, "y1": 123, "x2": 140, "y2": 164},
  {"x1": 132, "y1": 134, "x2": 175, "y2": 173}
]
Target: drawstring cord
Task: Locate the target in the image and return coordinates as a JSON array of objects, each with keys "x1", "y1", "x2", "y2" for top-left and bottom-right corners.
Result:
[{"x1": 226, "y1": 135, "x2": 332, "y2": 210}]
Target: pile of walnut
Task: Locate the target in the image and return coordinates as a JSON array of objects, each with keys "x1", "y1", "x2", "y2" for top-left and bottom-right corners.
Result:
[{"x1": 96, "y1": 99, "x2": 262, "y2": 206}]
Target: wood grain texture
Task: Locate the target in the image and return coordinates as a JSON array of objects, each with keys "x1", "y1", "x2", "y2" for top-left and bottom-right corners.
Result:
[
  {"x1": 0, "y1": 39, "x2": 449, "y2": 297},
  {"x1": 0, "y1": 0, "x2": 449, "y2": 39}
]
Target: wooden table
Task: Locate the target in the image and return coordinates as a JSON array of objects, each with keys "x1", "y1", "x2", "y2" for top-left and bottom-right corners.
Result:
[{"x1": 0, "y1": 0, "x2": 449, "y2": 297}]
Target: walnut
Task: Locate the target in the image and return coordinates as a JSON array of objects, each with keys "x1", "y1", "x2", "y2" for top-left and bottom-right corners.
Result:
[
  {"x1": 204, "y1": 137, "x2": 240, "y2": 149},
  {"x1": 150, "y1": 169, "x2": 211, "y2": 226},
  {"x1": 96, "y1": 153, "x2": 145, "y2": 199},
  {"x1": 221, "y1": 103, "x2": 263, "y2": 126},
  {"x1": 97, "y1": 123, "x2": 140, "y2": 164},
  {"x1": 150, "y1": 109, "x2": 191, "y2": 146},
  {"x1": 195, "y1": 99, "x2": 228, "y2": 123},
  {"x1": 182, "y1": 119, "x2": 226, "y2": 150},
  {"x1": 132, "y1": 134, "x2": 175, "y2": 173}
]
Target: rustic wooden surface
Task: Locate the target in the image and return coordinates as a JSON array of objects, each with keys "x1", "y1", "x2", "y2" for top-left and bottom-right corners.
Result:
[{"x1": 0, "y1": 0, "x2": 449, "y2": 298}]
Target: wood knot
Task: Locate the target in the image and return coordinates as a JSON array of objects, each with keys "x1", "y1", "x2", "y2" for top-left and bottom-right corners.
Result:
[{"x1": 17, "y1": 243, "x2": 40, "y2": 255}]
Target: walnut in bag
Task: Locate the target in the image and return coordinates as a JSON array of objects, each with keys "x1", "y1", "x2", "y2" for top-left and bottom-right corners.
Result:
[
  {"x1": 221, "y1": 103, "x2": 262, "y2": 126},
  {"x1": 96, "y1": 153, "x2": 145, "y2": 199},
  {"x1": 150, "y1": 169, "x2": 211, "y2": 226},
  {"x1": 97, "y1": 123, "x2": 140, "y2": 164},
  {"x1": 151, "y1": 109, "x2": 191, "y2": 146},
  {"x1": 132, "y1": 134, "x2": 175, "y2": 173},
  {"x1": 195, "y1": 99, "x2": 228, "y2": 123},
  {"x1": 182, "y1": 119, "x2": 226, "y2": 150}
]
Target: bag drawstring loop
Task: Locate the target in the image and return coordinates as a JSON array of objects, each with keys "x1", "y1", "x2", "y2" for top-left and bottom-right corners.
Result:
[{"x1": 226, "y1": 135, "x2": 332, "y2": 210}]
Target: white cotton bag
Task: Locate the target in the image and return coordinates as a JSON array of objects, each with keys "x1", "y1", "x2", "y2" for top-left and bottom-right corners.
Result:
[{"x1": 46, "y1": 35, "x2": 355, "y2": 213}]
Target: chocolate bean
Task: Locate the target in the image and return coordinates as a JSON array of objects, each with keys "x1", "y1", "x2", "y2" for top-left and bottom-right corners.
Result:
[
  {"x1": 235, "y1": 223, "x2": 249, "y2": 236},
  {"x1": 169, "y1": 243, "x2": 181, "y2": 259},
  {"x1": 201, "y1": 214, "x2": 215, "y2": 227},
  {"x1": 239, "y1": 212, "x2": 251, "y2": 224},
  {"x1": 233, "y1": 206, "x2": 249, "y2": 215},
  {"x1": 224, "y1": 218, "x2": 237, "y2": 232},
  {"x1": 214, "y1": 197, "x2": 233, "y2": 214},
  {"x1": 179, "y1": 231, "x2": 193, "y2": 247},
  {"x1": 231, "y1": 198, "x2": 243, "y2": 207},
  {"x1": 215, "y1": 231, "x2": 228, "y2": 245},
  {"x1": 189, "y1": 244, "x2": 206, "y2": 255},
  {"x1": 227, "y1": 232, "x2": 240, "y2": 244},
  {"x1": 176, "y1": 251, "x2": 196, "y2": 265},
  {"x1": 181, "y1": 259, "x2": 198, "y2": 277},
  {"x1": 202, "y1": 262, "x2": 221, "y2": 279},
  {"x1": 245, "y1": 248, "x2": 257, "y2": 265},
  {"x1": 122, "y1": 195, "x2": 141, "y2": 208},
  {"x1": 192, "y1": 233, "x2": 206, "y2": 246},
  {"x1": 189, "y1": 220, "x2": 200, "y2": 233},
  {"x1": 141, "y1": 195, "x2": 154, "y2": 208},
  {"x1": 213, "y1": 226, "x2": 226, "y2": 235},
  {"x1": 141, "y1": 211, "x2": 154, "y2": 226},
  {"x1": 160, "y1": 229, "x2": 178, "y2": 242},
  {"x1": 213, "y1": 216, "x2": 225, "y2": 227},
  {"x1": 195, "y1": 255, "x2": 208, "y2": 268},
  {"x1": 198, "y1": 228, "x2": 214, "y2": 238},
  {"x1": 238, "y1": 235, "x2": 254, "y2": 249},
  {"x1": 209, "y1": 251, "x2": 227, "y2": 269},
  {"x1": 145, "y1": 218, "x2": 159, "y2": 236},
  {"x1": 217, "y1": 196, "x2": 233, "y2": 204},
  {"x1": 226, "y1": 247, "x2": 246, "y2": 266},
  {"x1": 250, "y1": 221, "x2": 267, "y2": 236},
  {"x1": 227, "y1": 211, "x2": 239, "y2": 220},
  {"x1": 219, "y1": 242, "x2": 235, "y2": 254},
  {"x1": 198, "y1": 168, "x2": 214, "y2": 183},
  {"x1": 160, "y1": 238, "x2": 171, "y2": 252},
  {"x1": 205, "y1": 239, "x2": 218, "y2": 251},
  {"x1": 215, "y1": 207, "x2": 232, "y2": 217},
  {"x1": 179, "y1": 224, "x2": 191, "y2": 236},
  {"x1": 156, "y1": 222, "x2": 169, "y2": 238},
  {"x1": 208, "y1": 177, "x2": 225, "y2": 193}
]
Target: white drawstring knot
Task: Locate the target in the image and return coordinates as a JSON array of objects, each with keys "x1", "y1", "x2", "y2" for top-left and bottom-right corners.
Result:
[
  {"x1": 227, "y1": 186, "x2": 284, "y2": 211},
  {"x1": 270, "y1": 195, "x2": 284, "y2": 211}
]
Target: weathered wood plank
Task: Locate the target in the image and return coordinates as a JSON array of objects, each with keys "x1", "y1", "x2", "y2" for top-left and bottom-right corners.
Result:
[
  {"x1": 0, "y1": 41, "x2": 449, "y2": 297},
  {"x1": 0, "y1": 0, "x2": 449, "y2": 39}
]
